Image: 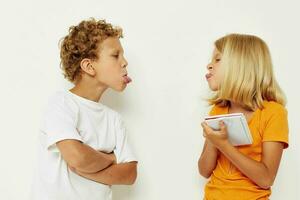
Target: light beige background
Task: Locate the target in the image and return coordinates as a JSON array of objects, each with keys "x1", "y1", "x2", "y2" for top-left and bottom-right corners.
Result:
[{"x1": 0, "y1": 0, "x2": 299, "y2": 199}]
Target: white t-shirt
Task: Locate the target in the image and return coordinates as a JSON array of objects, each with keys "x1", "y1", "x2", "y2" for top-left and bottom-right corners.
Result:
[{"x1": 31, "y1": 91, "x2": 137, "y2": 200}]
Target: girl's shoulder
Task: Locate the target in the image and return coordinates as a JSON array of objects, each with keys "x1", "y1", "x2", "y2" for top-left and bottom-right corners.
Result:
[
  {"x1": 209, "y1": 103, "x2": 228, "y2": 116},
  {"x1": 261, "y1": 101, "x2": 287, "y2": 114},
  {"x1": 259, "y1": 101, "x2": 288, "y2": 123}
]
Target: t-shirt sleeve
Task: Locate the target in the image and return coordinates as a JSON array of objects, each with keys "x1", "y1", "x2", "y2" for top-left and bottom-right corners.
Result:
[
  {"x1": 113, "y1": 115, "x2": 138, "y2": 164},
  {"x1": 262, "y1": 106, "x2": 289, "y2": 148},
  {"x1": 208, "y1": 105, "x2": 217, "y2": 116},
  {"x1": 40, "y1": 93, "x2": 83, "y2": 152}
]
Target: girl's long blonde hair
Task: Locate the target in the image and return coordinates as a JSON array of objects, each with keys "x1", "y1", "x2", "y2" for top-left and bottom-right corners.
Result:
[{"x1": 208, "y1": 34, "x2": 286, "y2": 110}]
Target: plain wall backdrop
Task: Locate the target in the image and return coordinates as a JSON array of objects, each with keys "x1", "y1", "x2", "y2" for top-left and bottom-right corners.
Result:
[{"x1": 0, "y1": 0, "x2": 299, "y2": 199}]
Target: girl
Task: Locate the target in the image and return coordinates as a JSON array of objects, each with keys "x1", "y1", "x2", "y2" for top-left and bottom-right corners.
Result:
[{"x1": 198, "y1": 34, "x2": 288, "y2": 200}]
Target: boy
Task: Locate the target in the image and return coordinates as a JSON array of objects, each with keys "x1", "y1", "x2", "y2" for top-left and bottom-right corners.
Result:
[{"x1": 31, "y1": 18, "x2": 138, "y2": 200}]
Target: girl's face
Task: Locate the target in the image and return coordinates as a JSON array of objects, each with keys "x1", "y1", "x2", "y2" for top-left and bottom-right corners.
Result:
[
  {"x1": 92, "y1": 37, "x2": 131, "y2": 91},
  {"x1": 206, "y1": 48, "x2": 223, "y2": 91}
]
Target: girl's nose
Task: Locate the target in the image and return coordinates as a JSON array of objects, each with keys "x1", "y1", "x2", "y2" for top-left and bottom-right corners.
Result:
[{"x1": 207, "y1": 63, "x2": 213, "y2": 70}]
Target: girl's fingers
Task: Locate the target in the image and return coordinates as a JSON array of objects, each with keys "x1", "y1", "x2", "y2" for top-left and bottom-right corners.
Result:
[
  {"x1": 201, "y1": 122, "x2": 208, "y2": 129},
  {"x1": 202, "y1": 122, "x2": 215, "y2": 139},
  {"x1": 219, "y1": 120, "x2": 227, "y2": 133},
  {"x1": 201, "y1": 122, "x2": 205, "y2": 128},
  {"x1": 202, "y1": 122, "x2": 213, "y2": 133}
]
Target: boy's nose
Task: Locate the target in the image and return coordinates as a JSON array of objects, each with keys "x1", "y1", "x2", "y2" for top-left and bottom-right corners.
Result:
[{"x1": 122, "y1": 58, "x2": 128, "y2": 68}]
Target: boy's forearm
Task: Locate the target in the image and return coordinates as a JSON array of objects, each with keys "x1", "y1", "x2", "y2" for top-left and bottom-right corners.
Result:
[
  {"x1": 73, "y1": 162, "x2": 138, "y2": 185},
  {"x1": 70, "y1": 143, "x2": 115, "y2": 173}
]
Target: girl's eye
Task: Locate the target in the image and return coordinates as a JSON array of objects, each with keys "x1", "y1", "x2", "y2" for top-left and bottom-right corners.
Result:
[{"x1": 215, "y1": 58, "x2": 221, "y2": 62}]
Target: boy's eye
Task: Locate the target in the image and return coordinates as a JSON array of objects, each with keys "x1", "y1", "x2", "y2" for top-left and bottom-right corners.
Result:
[{"x1": 112, "y1": 54, "x2": 119, "y2": 58}]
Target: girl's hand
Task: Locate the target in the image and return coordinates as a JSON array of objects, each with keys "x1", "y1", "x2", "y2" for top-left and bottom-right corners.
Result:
[{"x1": 201, "y1": 120, "x2": 230, "y2": 149}]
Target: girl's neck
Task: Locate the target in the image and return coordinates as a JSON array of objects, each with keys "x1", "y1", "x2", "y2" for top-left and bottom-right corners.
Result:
[
  {"x1": 228, "y1": 102, "x2": 245, "y2": 112},
  {"x1": 228, "y1": 101, "x2": 256, "y2": 122}
]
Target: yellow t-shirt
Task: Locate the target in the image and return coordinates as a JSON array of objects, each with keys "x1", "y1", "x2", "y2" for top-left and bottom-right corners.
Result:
[{"x1": 204, "y1": 101, "x2": 289, "y2": 200}]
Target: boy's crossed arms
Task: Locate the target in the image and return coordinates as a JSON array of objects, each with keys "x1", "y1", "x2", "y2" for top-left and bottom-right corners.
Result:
[{"x1": 57, "y1": 139, "x2": 137, "y2": 185}]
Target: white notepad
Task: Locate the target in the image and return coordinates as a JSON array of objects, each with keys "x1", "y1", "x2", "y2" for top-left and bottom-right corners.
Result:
[{"x1": 205, "y1": 113, "x2": 253, "y2": 146}]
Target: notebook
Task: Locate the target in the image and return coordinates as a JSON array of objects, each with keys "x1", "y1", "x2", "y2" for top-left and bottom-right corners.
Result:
[{"x1": 204, "y1": 113, "x2": 253, "y2": 146}]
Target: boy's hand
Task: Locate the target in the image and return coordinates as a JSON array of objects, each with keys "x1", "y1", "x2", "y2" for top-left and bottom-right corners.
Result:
[
  {"x1": 107, "y1": 152, "x2": 117, "y2": 164},
  {"x1": 68, "y1": 165, "x2": 77, "y2": 173},
  {"x1": 98, "y1": 151, "x2": 117, "y2": 164},
  {"x1": 201, "y1": 120, "x2": 230, "y2": 149}
]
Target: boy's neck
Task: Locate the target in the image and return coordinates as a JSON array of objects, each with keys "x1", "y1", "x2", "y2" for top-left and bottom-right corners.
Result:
[{"x1": 70, "y1": 79, "x2": 108, "y2": 103}]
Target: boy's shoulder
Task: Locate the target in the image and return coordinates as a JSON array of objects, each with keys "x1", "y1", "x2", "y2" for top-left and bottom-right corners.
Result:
[
  {"x1": 47, "y1": 91, "x2": 72, "y2": 104},
  {"x1": 45, "y1": 91, "x2": 79, "y2": 112},
  {"x1": 46, "y1": 90, "x2": 123, "y2": 121},
  {"x1": 48, "y1": 91, "x2": 68, "y2": 101}
]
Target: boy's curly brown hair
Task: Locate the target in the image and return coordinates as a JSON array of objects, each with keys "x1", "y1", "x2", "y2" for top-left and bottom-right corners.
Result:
[{"x1": 60, "y1": 18, "x2": 123, "y2": 82}]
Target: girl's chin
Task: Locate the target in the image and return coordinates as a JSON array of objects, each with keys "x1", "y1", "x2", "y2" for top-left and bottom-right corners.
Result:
[
  {"x1": 210, "y1": 88, "x2": 218, "y2": 92},
  {"x1": 207, "y1": 84, "x2": 218, "y2": 91}
]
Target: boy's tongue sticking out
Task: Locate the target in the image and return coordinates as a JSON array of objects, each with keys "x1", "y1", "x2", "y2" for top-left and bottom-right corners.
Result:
[{"x1": 123, "y1": 74, "x2": 132, "y2": 84}]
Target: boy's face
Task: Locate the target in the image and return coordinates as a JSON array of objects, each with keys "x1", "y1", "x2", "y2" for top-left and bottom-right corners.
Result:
[
  {"x1": 92, "y1": 37, "x2": 131, "y2": 91},
  {"x1": 205, "y1": 48, "x2": 223, "y2": 91}
]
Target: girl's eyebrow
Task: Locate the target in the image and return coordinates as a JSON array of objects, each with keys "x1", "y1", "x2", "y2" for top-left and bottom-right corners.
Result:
[{"x1": 214, "y1": 54, "x2": 221, "y2": 59}]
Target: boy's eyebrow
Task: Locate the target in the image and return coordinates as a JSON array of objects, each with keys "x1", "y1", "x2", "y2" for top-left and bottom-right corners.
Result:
[{"x1": 110, "y1": 48, "x2": 124, "y2": 53}]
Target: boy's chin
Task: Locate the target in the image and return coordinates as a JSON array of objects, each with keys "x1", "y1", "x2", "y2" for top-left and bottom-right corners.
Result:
[{"x1": 111, "y1": 84, "x2": 127, "y2": 92}]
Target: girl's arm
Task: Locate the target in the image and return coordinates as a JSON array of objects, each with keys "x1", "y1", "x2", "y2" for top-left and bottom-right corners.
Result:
[
  {"x1": 70, "y1": 162, "x2": 138, "y2": 185},
  {"x1": 202, "y1": 121, "x2": 284, "y2": 189},
  {"x1": 219, "y1": 140, "x2": 283, "y2": 189},
  {"x1": 198, "y1": 139, "x2": 219, "y2": 178}
]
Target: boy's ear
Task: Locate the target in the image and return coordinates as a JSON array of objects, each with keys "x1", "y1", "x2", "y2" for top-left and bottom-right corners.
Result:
[{"x1": 80, "y1": 58, "x2": 96, "y2": 76}]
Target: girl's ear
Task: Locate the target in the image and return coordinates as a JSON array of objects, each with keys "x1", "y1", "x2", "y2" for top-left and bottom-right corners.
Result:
[{"x1": 80, "y1": 58, "x2": 96, "y2": 76}]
